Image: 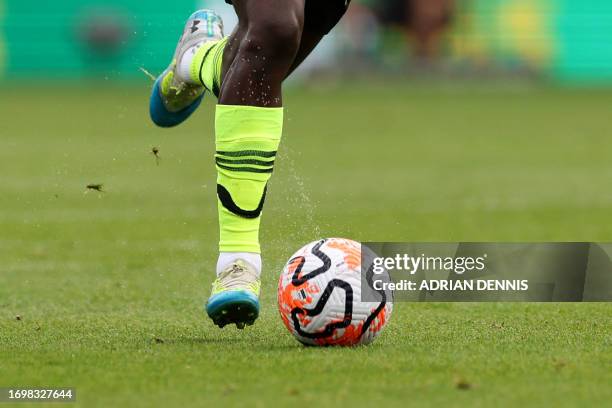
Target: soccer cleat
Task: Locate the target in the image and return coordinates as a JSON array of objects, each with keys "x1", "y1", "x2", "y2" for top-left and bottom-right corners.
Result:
[
  {"x1": 206, "y1": 260, "x2": 261, "y2": 329},
  {"x1": 149, "y1": 9, "x2": 224, "y2": 128}
]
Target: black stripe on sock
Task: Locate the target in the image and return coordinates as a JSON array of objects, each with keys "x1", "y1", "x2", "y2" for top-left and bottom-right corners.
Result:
[
  {"x1": 216, "y1": 157, "x2": 275, "y2": 167},
  {"x1": 212, "y1": 42, "x2": 224, "y2": 97},
  {"x1": 216, "y1": 163, "x2": 274, "y2": 174},
  {"x1": 198, "y1": 44, "x2": 217, "y2": 91},
  {"x1": 217, "y1": 184, "x2": 267, "y2": 219},
  {"x1": 216, "y1": 150, "x2": 277, "y2": 158}
]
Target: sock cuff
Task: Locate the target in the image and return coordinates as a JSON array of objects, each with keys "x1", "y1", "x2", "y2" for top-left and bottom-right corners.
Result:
[
  {"x1": 215, "y1": 105, "x2": 284, "y2": 151},
  {"x1": 190, "y1": 39, "x2": 226, "y2": 90}
]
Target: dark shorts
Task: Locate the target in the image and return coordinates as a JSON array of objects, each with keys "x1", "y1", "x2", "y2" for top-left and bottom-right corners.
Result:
[{"x1": 224, "y1": 0, "x2": 351, "y2": 35}]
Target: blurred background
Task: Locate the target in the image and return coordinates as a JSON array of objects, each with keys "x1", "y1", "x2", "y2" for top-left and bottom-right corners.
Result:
[{"x1": 2, "y1": 0, "x2": 612, "y2": 84}]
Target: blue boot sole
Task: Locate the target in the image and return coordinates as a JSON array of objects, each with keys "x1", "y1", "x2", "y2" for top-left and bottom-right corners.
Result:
[
  {"x1": 149, "y1": 75, "x2": 204, "y2": 128},
  {"x1": 206, "y1": 291, "x2": 260, "y2": 329}
]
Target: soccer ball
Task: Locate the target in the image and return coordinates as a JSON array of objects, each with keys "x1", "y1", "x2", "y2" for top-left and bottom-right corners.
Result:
[{"x1": 277, "y1": 238, "x2": 393, "y2": 346}]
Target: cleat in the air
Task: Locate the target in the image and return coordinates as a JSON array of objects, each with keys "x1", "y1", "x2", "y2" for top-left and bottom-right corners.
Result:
[{"x1": 149, "y1": 9, "x2": 223, "y2": 128}]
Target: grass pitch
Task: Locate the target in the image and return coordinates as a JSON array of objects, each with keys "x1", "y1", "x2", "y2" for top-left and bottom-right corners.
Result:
[{"x1": 0, "y1": 82, "x2": 611, "y2": 407}]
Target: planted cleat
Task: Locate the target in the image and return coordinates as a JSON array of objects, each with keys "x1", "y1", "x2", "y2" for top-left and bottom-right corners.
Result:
[
  {"x1": 149, "y1": 9, "x2": 224, "y2": 128},
  {"x1": 206, "y1": 260, "x2": 261, "y2": 329}
]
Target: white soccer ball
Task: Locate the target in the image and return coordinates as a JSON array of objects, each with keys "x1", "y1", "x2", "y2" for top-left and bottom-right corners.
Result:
[{"x1": 277, "y1": 238, "x2": 393, "y2": 346}]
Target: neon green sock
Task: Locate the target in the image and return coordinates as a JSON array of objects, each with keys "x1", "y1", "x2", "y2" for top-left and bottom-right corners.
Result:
[
  {"x1": 215, "y1": 105, "x2": 284, "y2": 253},
  {"x1": 190, "y1": 37, "x2": 228, "y2": 97}
]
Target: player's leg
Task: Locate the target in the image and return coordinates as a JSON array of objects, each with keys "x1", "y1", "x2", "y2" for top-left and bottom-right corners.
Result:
[
  {"x1": 150, "y1": 1, "x2": 348, "y2": 329},
  {"x1": 204, "y1": 0, "x2": 305, "y2": 328},
  {"x1": 218, "y1": 0, "x2": 304, "y2": 106},
  {"x1": 218, "y1": 0, "x2": 351, "y2": 91},
  {"x1": 149, "y1": 1, "x2": 350, "y2": 127},
  {"x1": 286, "y1": 0, "x2": 352, "y2": 77}
]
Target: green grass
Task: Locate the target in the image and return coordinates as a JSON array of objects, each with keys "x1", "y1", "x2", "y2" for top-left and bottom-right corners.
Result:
[{"x1": 0, "y1": 82, "x2": 611, "y2": 407}]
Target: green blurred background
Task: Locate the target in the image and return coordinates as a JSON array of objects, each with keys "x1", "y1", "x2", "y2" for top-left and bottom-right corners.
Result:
[{"x1": 2, "y1": 0, "x2": 612, "y2": 83}]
